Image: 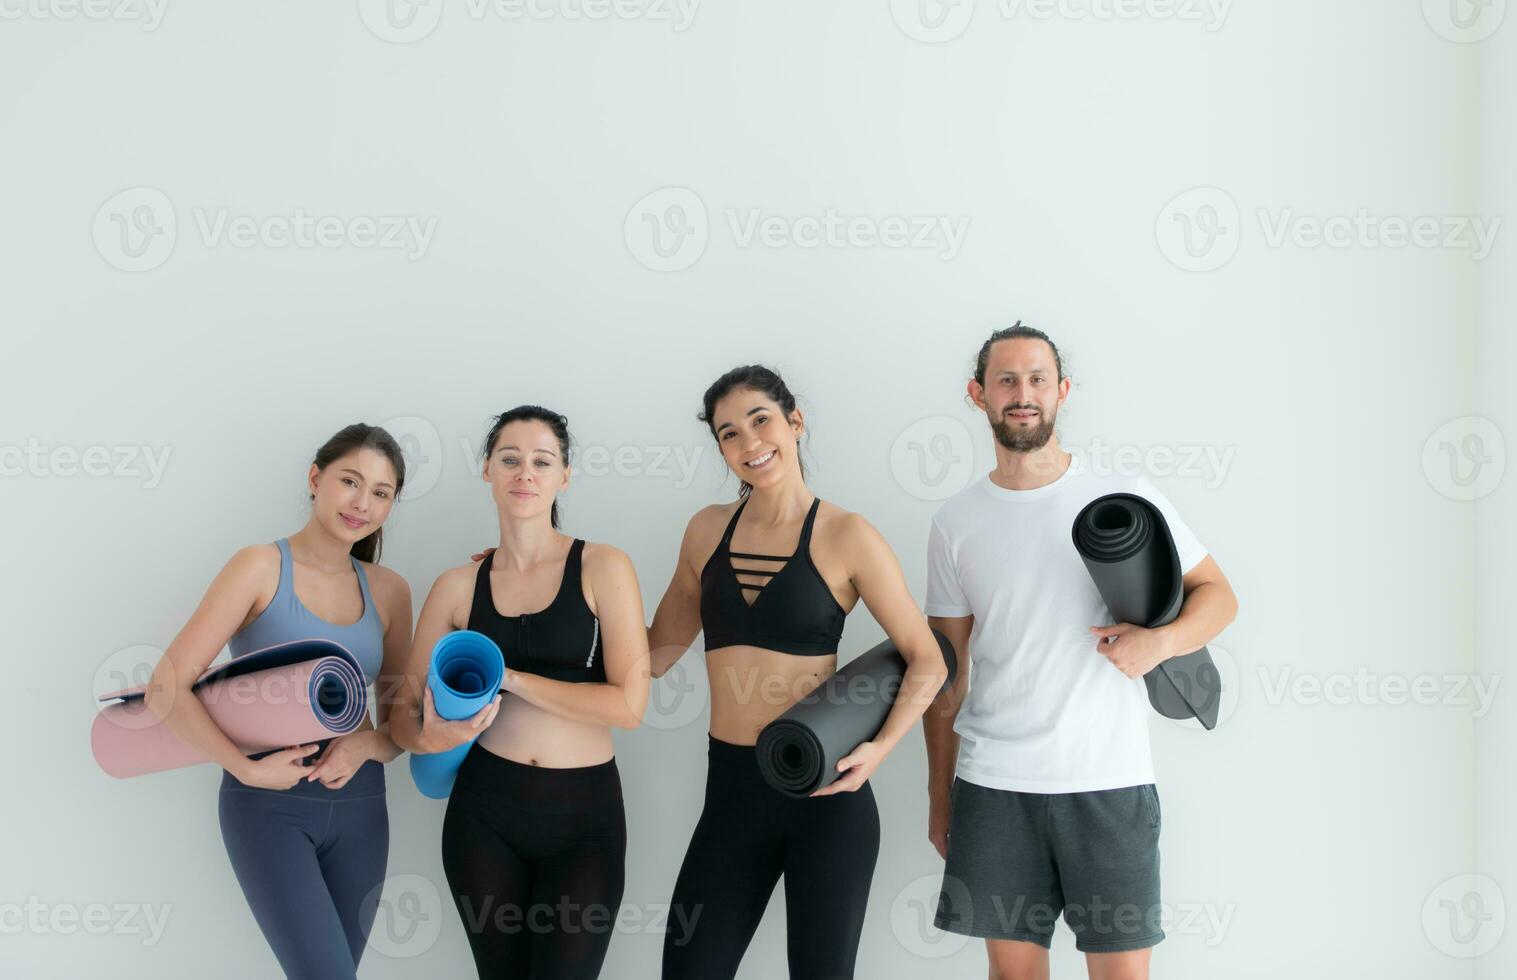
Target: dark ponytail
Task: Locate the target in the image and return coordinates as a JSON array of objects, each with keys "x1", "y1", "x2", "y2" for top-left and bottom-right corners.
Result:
[
  {"x1": 698, "y1": 365, "x2": 808, "y2": 498},
  {"x1": 310, "y1": 423, "x2": 407, "y2": 564},
  {"x1": 481, "y1": 406, "x2": 572, "y2": 529}
]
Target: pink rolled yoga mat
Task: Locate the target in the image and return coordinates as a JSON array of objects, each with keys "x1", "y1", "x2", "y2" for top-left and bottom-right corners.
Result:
[{"x1": 91, "y1": 637, "x2": 369, "y2": 778}]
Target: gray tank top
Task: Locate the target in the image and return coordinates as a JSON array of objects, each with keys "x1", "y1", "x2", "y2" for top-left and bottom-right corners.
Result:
[{"x1": 227, "y1": 538, "x2": 384, "y2": 682}]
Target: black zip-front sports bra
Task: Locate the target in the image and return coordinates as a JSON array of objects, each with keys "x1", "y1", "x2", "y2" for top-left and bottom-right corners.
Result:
[
  {"x1": 468, "y1": 538, "x2": 606, "y2": 683},
  {"x1": 699, "y1": 496, "x2": 847, "y2": 657}
]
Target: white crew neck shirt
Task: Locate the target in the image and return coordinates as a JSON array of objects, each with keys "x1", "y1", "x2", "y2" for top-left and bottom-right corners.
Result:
[{"x1": 925, "y1": 455, "x2": 1207, "y2": 794}]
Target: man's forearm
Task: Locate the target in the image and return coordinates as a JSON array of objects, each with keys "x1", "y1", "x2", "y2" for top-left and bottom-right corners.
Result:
[
  {"x1": 1158, "y1": 580, "x2": 1237, "y2": 660},
  {"x1": 923, "y1": 693, "x2": 961, "y2": 796}
]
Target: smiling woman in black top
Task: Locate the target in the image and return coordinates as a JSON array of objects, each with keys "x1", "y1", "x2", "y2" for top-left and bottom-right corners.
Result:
[
  {"x1": 390, "y1": 406, "x2": 650, "y2": 980},
  {"x1": 649, "y1": 365, "x2": 948, "y2": 980}
]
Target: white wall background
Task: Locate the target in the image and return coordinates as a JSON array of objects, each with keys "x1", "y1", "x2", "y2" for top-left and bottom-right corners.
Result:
[
  {"x1": 1475, "y1": 3, "x2": 1516, "y2": 979},
  {"x1": 0, "y1": 1, "x2": 1503, "y2": 977}
]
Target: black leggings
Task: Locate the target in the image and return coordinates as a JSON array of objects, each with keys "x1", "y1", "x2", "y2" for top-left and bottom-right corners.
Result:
[
  {"x1": 440, "y1": 744, "x2": 626, "y2": 979},
  {"x1": 662, "y1": 735, "x2": 881, "y2": 980}
]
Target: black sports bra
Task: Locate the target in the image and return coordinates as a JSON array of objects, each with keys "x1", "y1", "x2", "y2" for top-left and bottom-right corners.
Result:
[
  {"x1": 699, "y1": 496, "x2": 847, "y2": 657},
  {"x1": 469, "y1": 538, "x2": 606, "y2": 683}
]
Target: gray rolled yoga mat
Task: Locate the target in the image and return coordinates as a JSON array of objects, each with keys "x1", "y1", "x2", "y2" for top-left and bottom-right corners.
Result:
[
  {"x1": 756, "y1": 630, "x2": 958, "y2": 797},
  {"x1": 1071, "y1": 491, "x2": 1221, "y2": 730}
]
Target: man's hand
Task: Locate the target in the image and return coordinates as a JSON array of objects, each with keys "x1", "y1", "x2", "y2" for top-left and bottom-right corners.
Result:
[{"x1": 1090, "y1": 623, "x2": 1172, "y2": 679}]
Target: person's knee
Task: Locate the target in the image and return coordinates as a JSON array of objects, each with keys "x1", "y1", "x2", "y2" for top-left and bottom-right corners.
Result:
[
  {"x1": 1084, "y1": 949, "x2": 1151, "y2": 980},
  {"x1": 988, "y1": 963, "x2": 1048, "y2": 980},
  {"x1": 986, "y1": 939, "x2": 1049, "y2": 980},
  {"x1": 1089, "y1": 967, "x2": 1147, "y2": 980}
]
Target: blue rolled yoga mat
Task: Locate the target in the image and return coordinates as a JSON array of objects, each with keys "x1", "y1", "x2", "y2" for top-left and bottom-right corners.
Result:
[{"x1": 408, "y1": 629, "x2": 505, "y2": 799}]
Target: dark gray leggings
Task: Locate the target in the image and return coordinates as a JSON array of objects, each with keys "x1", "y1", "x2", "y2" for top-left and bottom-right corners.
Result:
[{"x1": 218, "y1": 760, "x2": 389, "y2": 980}]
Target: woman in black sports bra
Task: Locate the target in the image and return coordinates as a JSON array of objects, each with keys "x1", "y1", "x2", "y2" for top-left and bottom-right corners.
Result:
[
  {"x1": 649, "y1": 366, "x2": 949, "y2": 980},
  {"x1": 390, "y1": 406, "x2": 651, "y2": 980}
]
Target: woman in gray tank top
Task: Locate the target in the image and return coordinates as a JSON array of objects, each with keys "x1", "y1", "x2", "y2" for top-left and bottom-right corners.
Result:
[{"x1": 142, "y1": 424, "x2": 416, "y2": 980}]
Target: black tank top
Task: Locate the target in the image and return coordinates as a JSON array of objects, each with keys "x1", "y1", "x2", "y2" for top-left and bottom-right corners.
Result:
[
  {"x1": 468, "y1": 538, "x2": 606, "y2": 683},
  {"x1": 699, "y1": 496, "x2": 847, "y2": 656}
]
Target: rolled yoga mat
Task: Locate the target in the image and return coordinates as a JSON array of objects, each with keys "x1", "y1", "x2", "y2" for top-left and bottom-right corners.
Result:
[
  {"x1": 408, "y1": 629, "x2": 505, "y2": 800},
  {"x1": 92, "y1": 637, "x2": 369, "y2": 778},
  {"x1": 755, "y1": 630, "x2": 958, "y2": 798},
  {"x1": 1071, "y1": 491, "x2": 1221, "y2": 730}
]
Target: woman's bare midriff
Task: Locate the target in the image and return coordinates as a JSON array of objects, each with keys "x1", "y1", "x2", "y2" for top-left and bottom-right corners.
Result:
[
  {"x1": 706, "y1": 645, "x2": 838, "y2": 745},
  {"x1": 475, "y1": 691, "x2": 615, "y2": 768}
]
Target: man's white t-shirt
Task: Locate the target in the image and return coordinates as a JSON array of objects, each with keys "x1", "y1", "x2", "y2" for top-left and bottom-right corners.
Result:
[{"x1": 925, "y1": 455, "x2": 1208, "y2": 794}]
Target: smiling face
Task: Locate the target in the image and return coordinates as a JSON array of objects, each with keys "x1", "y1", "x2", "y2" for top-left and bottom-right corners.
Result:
[
  {"x1": 308, "y1": 447, "x2": 398, "y2": 544},
  {"x1": 710, "y1": 386, "x2": 804, "y2": 491},
  {"x1": 483, "y1": 419, "x2": 569, "y2": 523},
  {"x1": 974, "y1": 336, "x2": 1070, "y2": 453}
]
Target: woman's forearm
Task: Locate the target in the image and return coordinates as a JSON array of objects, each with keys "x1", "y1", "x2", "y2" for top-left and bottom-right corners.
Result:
[
  {"x1": 386, "y1": 689, "x2": 425, "y2": 752},
  {"x1": 647, "y1": 613, "x2": 694, "y2": 678},
  {"x1": 360, "y1": 718, "x2": 405, "y2": 764},
  {"x1": 870, "y1": 647, "x2": 950, "y2": 754},
  {"x1": 648, "y1": 639, "x2": 692, "y2": 679},
  {"x1": 647, "y1": 586, "x2": 701, "y2": 679},
  {"x1": 505, "y1": 672, "x2": 641, "y2": 729},
  {"x1": 143, "y1": 673, "x2": 254, "y2": 779}
]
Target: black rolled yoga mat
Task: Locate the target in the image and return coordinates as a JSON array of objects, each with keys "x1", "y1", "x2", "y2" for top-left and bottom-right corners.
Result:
[
  {"x1": 1071, "y1": 492, "x2": 1221, "y2": 730},
  {"x1": 756, "y1": 630, "x2": 957, "y2": 797}
]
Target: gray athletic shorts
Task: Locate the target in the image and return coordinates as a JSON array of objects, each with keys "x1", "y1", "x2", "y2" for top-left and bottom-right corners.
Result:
[{"x1": 933, "y1": 776, "x2": 1165, "y2": 953}]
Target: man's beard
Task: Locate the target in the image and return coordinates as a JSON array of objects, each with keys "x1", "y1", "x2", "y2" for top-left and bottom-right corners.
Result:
[{"x1": 991, "y1": 405, "x2": 1056, "y2": 453}]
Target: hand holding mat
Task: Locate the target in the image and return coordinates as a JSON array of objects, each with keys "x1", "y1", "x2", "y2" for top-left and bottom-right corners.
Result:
[
  {"x1": 756, "y1": 630, "x2": 958, "y2": 797},
  {"x1": 408, "y1": 629, "x2": 505, "y2": 799},
  {"x1": 91, "y1": 637, "x2": 369, "y2": 779},
  {"x1": 1071, "y1": 491, "x2": 1222, "y2": 729}
]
